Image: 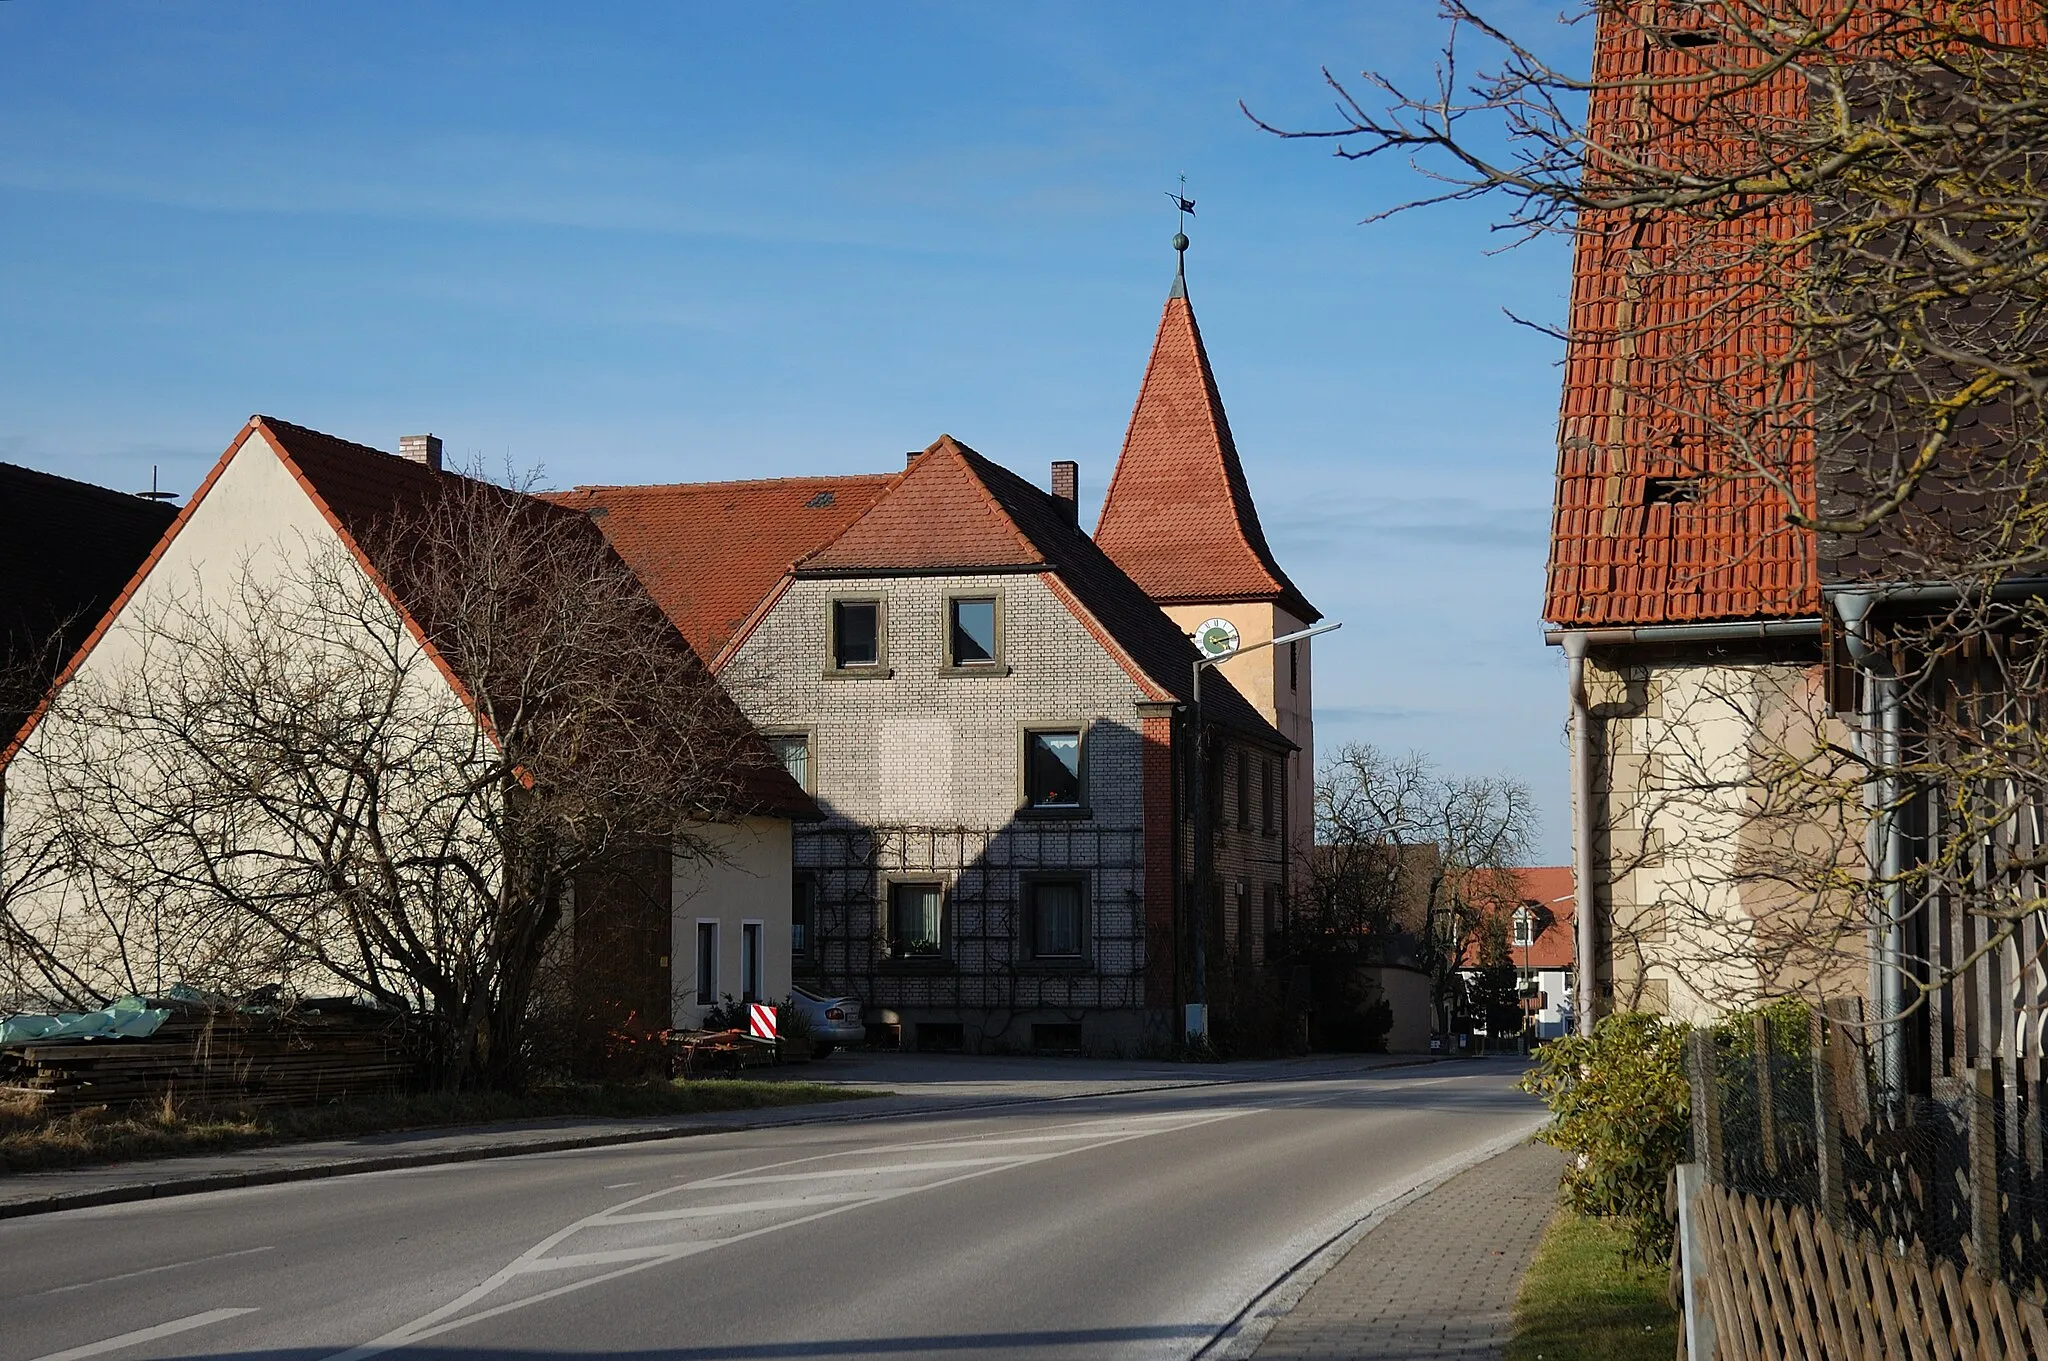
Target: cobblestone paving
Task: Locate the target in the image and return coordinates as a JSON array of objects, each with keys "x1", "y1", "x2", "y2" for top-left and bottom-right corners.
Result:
[{"x1": 1253, "y1": 1140, "x2": 1566, "y2": 1360}]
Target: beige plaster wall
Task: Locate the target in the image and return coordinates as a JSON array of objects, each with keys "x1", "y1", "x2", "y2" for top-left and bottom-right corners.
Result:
[
  {"x1": 670, "y1": 816, "x2": 794, "y2": 1029},
  {"x1": 1585, "y1": 654, "x2": 1864, "y2": 1025},
  {"x1": 1161, "y1": 602, "x2": 1314, "y2": 886},
  {"x1": 1, "y1": 435, "x2": 473, "y2": 1004}
]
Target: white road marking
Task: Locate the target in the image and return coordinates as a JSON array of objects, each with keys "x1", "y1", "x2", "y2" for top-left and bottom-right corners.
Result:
[
  {"x1": 705, "y1": 1155, "x2": 1022, "y2": 1185},
  {"x1": 599, "y1": 1191, "x2": 879, "y2": 1224},
  {"x1": 602, "y1": 1182, "x2": 640, "y2": 1189},
  {"x1": 321, "y1": 1106, "x2": 1257, "y2": 1360},
  {"x1": 27, "y1": 1307, "x2": 258, "y2": 1361},
  {"x1": 34, "y1": 1246, "x2": 275, "y2": 1295}
]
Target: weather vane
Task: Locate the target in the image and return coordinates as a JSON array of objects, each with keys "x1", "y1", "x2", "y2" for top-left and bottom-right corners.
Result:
[{"x1": 1166, "y1": 174, "x2": 1195, "y2": 257}]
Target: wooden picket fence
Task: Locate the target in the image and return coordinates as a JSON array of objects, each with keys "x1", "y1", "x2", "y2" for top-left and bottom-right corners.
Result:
[{"x1": 1693, "y1": 1178, "x2": 2048, "y2": 1360}]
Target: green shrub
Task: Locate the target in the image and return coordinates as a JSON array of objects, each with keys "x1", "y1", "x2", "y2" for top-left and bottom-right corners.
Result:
[{"x1": 1520, "y1": 1011, "x2": 1691, "y2": 1261}]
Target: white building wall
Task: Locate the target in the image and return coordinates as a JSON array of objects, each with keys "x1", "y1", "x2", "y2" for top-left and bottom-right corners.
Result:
[{"x1": 671, "y1": 816, "x2": 793, "y2": 1029}]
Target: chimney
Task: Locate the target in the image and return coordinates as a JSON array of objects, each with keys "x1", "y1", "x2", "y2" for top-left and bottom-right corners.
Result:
[
  {"x1": 399, "y1": 434, "x2": 443, "y2": 472},
  {"x1": 1050, "y1": 460, "x2": 1079, "y2": 522},
  {"x1": 905, "y1": 450, "x2": 922, "y2": 468}
]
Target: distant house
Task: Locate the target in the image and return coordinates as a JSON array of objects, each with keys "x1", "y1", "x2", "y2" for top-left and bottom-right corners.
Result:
[
  {"x1": 0, "y1": 419, "x2": 813, "y2": 1034},
  {"x1": 565, "y1": 435, "x2": 1289, "y2": 1053},
  {"x1": 1457, "y1": 866, "x2": 1576, "y2": 1042},
  {"x1": 557, "y1": 255, "x2": 1320, "y2": 1053},
  {"x1": 0, "y1": 462, "x2": 177, "y2": 745}
]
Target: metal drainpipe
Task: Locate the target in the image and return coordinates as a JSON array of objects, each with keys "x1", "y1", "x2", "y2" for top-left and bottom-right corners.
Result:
[
  {"x1": 1563, "y1": 631, "x2": 1598, "y2": 1037},
  {"x1": 1834, "y1": 589, "x2": 1901, "y2": 1106},
  {"x1": 1879, "y1": 666, "x2": 1905, "y2": 1103}
]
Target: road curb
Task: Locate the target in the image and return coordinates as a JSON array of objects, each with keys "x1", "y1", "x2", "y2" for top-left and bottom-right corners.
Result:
[{"x1": 0, "y1": 1055, "x2": 1451, "y2": 1222}]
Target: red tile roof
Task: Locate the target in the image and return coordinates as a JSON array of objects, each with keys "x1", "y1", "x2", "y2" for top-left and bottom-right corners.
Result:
[
  {"x1": 1461, "y1": 865, "x2": 1575, "y2": 970},
  {"x1": 798, "y1": 441, "x2": 1043, "y2": 575},
  {"x1": 784, "y1": 434, "x2": 1289, "y2": 748},
  {"x1": 5, "y1": 417, "x2": 816, "y2": 821},
  {"x1": 257, "y1": 419, "x2": 817, "y2": 821},
  {"x1": 1546, "y1": 3, "x2": 2048, "y2": 627},
  {"x1": 1095, "y1": 279, "x2": 1319, "y2": 624},
  {"x1": 546, "y1": 475, "x2": 894, "y2": 663}
]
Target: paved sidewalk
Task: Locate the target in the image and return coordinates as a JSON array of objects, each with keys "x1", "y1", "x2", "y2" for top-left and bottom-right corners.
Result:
[
  {"x1": 0, "y1": 1050, "x2": 1430, "y2": 1219},
  {"x1": 1252, "y1": 1139, "x2": 1566, "y2": 1360}
]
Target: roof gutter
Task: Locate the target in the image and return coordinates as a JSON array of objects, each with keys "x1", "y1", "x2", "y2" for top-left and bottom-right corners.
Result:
[{"x1": 1543, "y1": 618, "x2": 1823, "y2": 648}]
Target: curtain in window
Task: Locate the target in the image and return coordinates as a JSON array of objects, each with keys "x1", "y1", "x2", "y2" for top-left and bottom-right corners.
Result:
[
  {"x1": 1031, "y1": 881, "x2": 1083, "y2": 957},
  {"x1": 890, "y1": 883, "x2": 942, "y2": 956}
]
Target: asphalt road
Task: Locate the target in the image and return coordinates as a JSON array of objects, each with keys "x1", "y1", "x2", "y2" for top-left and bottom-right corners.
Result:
[{"x1": 0, "y1": 1059, "x2": 1544, "y2": 1361}]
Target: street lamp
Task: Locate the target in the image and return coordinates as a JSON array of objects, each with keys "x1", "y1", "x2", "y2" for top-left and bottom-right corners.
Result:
[{"x1": 1185, "y1": 618, "x2": 1342, "y2": 1041}]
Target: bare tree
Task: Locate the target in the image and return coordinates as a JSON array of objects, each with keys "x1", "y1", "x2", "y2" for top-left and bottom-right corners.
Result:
[
  {"x1": 3, "y1": 471, "x2": 775, "y2": 1089},
  {"x1": 1251, "y1": 2, "x2": 2048, "y2": 1045},
  {"x1": 1310, "y1": 744, "x2": 1536, "y2": 1034}
]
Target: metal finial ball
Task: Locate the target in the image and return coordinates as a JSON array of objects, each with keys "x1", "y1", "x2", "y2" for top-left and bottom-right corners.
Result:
[{"x1": 1172, "y1": 232, "x2": 1189, "y2": 252}]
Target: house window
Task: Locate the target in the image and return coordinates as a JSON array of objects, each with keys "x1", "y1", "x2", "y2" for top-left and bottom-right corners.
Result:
[
  {"x1": 767, "y1": 733, "x2": 810, "y2": 791},
  {"x1": 1289, "y1": 640, "x2": 1298, "y2": 692},
  {"x1": 1264, "y1": 884, "x2": 1283, "y2": 957},
  {"x1": 792, "y1": 876, "x2": 816, "y2": 961},
  {"x1": 1260, "y1": 758, "x2": 1274, "y2": 836},
  {"x1": 831, "y1": 599, "x2": 882, "y2": 670},
  {"x1": 695, "y1": 921, "x2": 719, "y2": 1006},
  {"x1": 1025, "y1": 878, "x2": 1085, "y2": 961},
  {"x1": 741, "y1": 921, "x2": 764, "y2": 1003},
  {"x1": 1236, "y1": 750, "x2": 1251, "y2": 829},
  {"x1": 888, "y1": 882, "x2": 944, "y2": 958},
  {"x1": 949, "y1": 596, "x2": 998, "y2": 668},
  {"x1": 1025, "y1": 730, "x2": 1082, "y2": 810},
  {"x1": 1513, "y1": 906, "x2": 1535, "y2": 949}
]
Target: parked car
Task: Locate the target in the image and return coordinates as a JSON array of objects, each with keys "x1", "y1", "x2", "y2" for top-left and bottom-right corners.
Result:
[{"x1": 788, "y1": 986, "x2": 863, "y2": 1056}]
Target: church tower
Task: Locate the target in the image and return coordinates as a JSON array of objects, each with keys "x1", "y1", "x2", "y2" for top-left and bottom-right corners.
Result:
[{"x1": 1094, "y1": 237, "x2": 1321, "y2": 876}]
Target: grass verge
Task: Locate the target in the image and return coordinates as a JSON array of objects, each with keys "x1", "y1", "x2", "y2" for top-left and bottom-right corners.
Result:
[
  {"x1": 0, "y1": 1079, "x2": 878, "y2": 1176},
  {"x1": 1506, "y1": 1210, "x2": 1681, "y2": 1361}
]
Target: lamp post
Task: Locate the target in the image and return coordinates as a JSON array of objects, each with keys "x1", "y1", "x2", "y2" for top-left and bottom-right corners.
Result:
[{"x1": 1186, "y1": 618, "x2": 1342, "y2": 1041}]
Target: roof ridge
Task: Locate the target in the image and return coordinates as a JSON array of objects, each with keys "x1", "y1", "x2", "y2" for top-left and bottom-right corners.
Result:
[{"x1": 565, "y1": 471, "x2": 899, "y2": 496}]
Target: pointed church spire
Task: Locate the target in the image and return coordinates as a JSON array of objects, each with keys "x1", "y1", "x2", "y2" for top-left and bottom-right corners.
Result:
[{"x1": 1093, "y1": 233, "x2": 1320, "y2": 624}]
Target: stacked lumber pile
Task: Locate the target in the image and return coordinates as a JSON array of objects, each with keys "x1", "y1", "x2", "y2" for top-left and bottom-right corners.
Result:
[{"x1": 0, "y1": 1001, "x2": 414, "y2": 1113}]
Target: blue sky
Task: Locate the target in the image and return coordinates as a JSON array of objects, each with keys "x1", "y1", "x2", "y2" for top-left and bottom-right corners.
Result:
[{"x1": 0, "y1": 2, "x2": 1590, "y2": 859}]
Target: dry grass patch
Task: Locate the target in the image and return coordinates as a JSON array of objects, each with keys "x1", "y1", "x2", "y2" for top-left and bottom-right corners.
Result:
[{"x1": 0, "y1": 1080, "x2": 875, "y2": 1175}]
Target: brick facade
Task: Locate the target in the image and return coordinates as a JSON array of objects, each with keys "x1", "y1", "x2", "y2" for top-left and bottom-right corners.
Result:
[{"x1": 727, "y1": 570, "x2": 1174, "y2": 1053}]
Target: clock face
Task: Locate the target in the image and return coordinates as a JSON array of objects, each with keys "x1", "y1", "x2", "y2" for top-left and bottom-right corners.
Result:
[{"x1": 1194, "y1": 617, "x2": 1240, "y2": 659}]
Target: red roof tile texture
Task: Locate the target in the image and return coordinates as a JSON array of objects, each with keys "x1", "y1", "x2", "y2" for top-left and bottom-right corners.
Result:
[
  {"x1": 798, "y1": 440, "x2": 1043, "y2": 574},
  {"x1": 790, "y1": 434, "x2": 1288, "y2": 748},
  {"x1": 1095, "y1": 284, "x2": 1319, "y2": 624},
  {"x1": 204, "y1": 419, "x2": 816, "y2": 822},
  {"x1": 548, "y1": 474, "x2": 893, "y2": 662},
  {"x1": 1459, "y1": 865, "x2": 1575, "y2": 970},
  {"x1": 1546, "y1": 3, "x2": 2047, "y2": 627}
]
